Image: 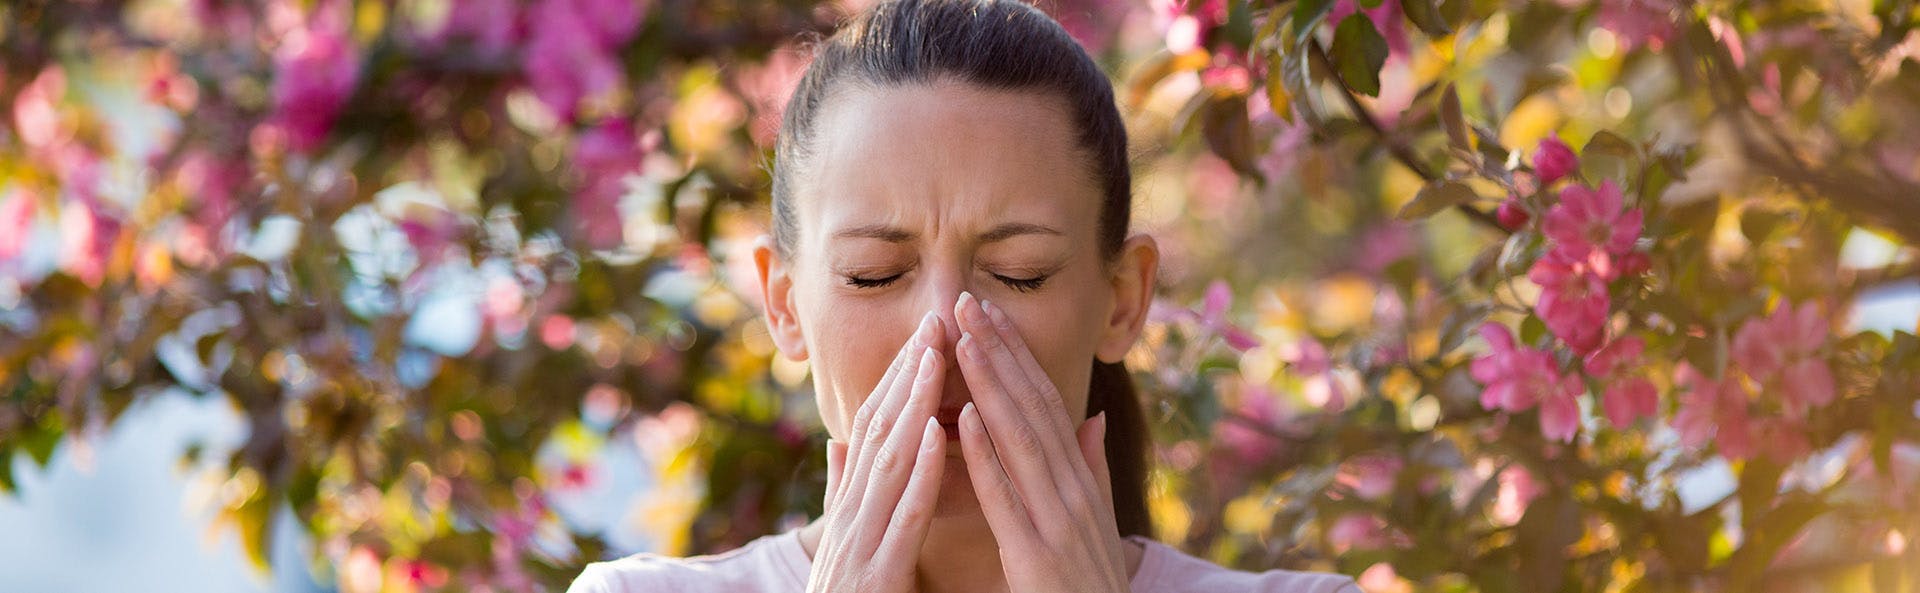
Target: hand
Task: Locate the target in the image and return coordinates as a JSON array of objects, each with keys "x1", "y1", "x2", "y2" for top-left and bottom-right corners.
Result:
[
  {"x1": 809, "y1": 311, "x2": 949, "y2": 593},
  {"x1": 951, "y1": 292, "x2": 1132, "y2": 593}
]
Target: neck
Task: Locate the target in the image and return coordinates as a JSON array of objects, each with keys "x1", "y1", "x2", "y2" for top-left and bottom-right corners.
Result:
[{"x1": 798, "y1": 510, "x2": 1011, "y2": 593}]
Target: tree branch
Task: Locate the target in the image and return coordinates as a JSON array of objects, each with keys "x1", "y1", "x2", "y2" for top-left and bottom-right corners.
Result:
[{"x1": 1306, "y1": 39, "x2": 1507, "y2": 233}]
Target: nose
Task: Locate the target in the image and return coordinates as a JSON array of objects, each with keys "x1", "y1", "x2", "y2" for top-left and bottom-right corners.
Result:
[{"x1": 920, "y1": 269, "x2": 967, "y2": 353}]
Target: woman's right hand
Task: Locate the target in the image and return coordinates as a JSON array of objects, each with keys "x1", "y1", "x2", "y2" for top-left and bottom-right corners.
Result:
[{"x1": 808, "y1": 311, "x2": 949, "y2": 593}]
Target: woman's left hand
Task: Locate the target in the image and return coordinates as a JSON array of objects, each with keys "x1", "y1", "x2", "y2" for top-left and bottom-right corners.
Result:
[{"x1": 951, "y1": 291, "x2": 1132, "y2": 593}]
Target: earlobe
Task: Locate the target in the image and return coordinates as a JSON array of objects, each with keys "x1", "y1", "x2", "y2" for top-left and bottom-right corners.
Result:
[
  {"x1": 752, "y1": 235, "x2": 809, "y2": 361},
  {"x1": 1095, "y1": 234, "x2": 1159, "y2": 363}
]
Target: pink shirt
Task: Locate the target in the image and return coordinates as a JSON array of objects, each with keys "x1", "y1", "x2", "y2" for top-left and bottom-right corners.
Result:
[{"x1": 568, "y1": 529, "x2": 1362, "y2": 593}]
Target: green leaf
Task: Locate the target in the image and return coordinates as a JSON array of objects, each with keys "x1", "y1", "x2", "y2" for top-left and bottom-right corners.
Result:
[
  {"x1": 1440, "y1": 82, "x2": 1471, "y2": 152},
  {"x1": 1438, "y1": 303, "x2": 1492, "y2": 357},
  {"x1": 1331, "y1": 14, "x2": 1390, "y2": 97},
  {"x1": 1263, "y1": 50, "x2": 1295, "y2": 124},
  {"x1": 1226, "y1": 0, "x2": 1255, "y2": 50},
  {"x1": 1402, "y1": 0, "x2": 1454, "y2": 37},
  {"x1": 1396, "y1": 180, "x2": 1478, "y2": 220},
  {"x1": 1583, "y1": 129, "x2": 1639, "y2": 160},
  {"x1": 1293, "y1": 0, "x2": 1338, "y2": 32}
]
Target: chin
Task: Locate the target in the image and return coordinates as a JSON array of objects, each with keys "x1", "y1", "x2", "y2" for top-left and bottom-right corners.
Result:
[{"x1": 930, "y1": 455, "x2": 983, "y2": 520}]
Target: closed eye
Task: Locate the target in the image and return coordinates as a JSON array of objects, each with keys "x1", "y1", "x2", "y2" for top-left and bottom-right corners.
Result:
[
  {"x1": 995, "y1": 273, "x2": 1048, "y2": 293},
  {"x1": 844, "y1": 273, "x2": 904, "y2": 288}
]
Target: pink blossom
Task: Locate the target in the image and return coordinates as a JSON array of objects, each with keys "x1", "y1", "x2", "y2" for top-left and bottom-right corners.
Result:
[
  {"x1": 0, "y1": 191, "x2": 36, "y2": 261},
  {"x1": 1541, "y1": 180, "x2": 1643, "y2": 278},
  {"x1": 1531, "y1": 133, "x2": 1578, "y2": 185},
  {"x1": 174, "y1": 150, "x2": 246, "y2": 256},
  {"x1": 1153, "y1": 0, "x2": 1227, "y2": 53},
  {"x1": 1327, "y1": 513, "x2": 1406, "y2": 553},
  {"x1": 1527, "y1": 252, "x2": 1609, "y2": 354},
  {"x1": 269, "y1": 11, "x2": 361, "y2": 153},
  {"x1": 1470, "y1": 322, "x2": 1585, "y2": 441},
  {"x1": 423, "y1": 0, "x2": 522, "y2": 56},
  {"x1": 1215, "y1": 384, "x2": 1288, "y2": 467},
  {"x1": 1596, "y1": 0, "x2": 1678, "y2": 53},
  {"x1": 398, "y1": 210, "x2": 459, "y2": 269},
  {"x1": 523, "y1": 0, "x2": 646, "y2": 122},
  {"x1": 1041, "y1": 0, "x2": 1129, "y2": 54},
  {"x1": 1164, "y1": 279, "x2": 1262, "y2": 352},
  {"x1": 570, "y1": 119, "x2": 644, "y2": 249},
  {"x1": 1731, "y1": 301, "x2": 1834, "y2": 418},
  {"x1": 1584, "y1": 336, "x2": 1659, "y2": 427},
  {"x1": 13, "y1": 67, "x2": 66, "y2": 150},
  {"x1": 1672, "y1": 363, "x2": 1754, "y2": 459},
  {"x1": 1288, "y1": 339, "x2": 1346, "y2": 412},
  {"x1": 1353, "y1": 222, "x2": 1414, "y2": 275},
  {"x1": 1336, "y1": 454, "x2": 1404, "y2": 500},
  {"x1": 60, "y1": 199, "x2": 122, "y2": 287},
  {"x1": 483, "y1": 274, "x2": 527, "y2": 338},
  {"x1": 1491, "y1": 465, "x2": 1542, "y2": 525},
  {"x1": 1496, "y1": 196, "x2": 1530, "y2": 230},
  {"x1": 737, "y1": 45, "x2": 813, "y2": 148}
]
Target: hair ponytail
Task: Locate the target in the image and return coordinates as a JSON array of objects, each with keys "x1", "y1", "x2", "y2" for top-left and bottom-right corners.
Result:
[{"x1": 1088, "y1": 359, "x2": 1152, "y2": 539}]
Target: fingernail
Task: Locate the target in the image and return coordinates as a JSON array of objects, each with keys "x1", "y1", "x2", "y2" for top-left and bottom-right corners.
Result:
[
  {"x1": 982, "y1": 299, "x2": 1008, "y2": 329},
  {"x1": 962, "y1": 401, "x2": 977, "y2": 425},
  {"x1": 917, "y1": 346, "x2": 940, "y2": 381},
  {"x1": 956, "y1": 291, "x2": 975, "y2": 321},
  {"x1": 922, "y1": 416, "x2": 941, "y2": 450},
  {"x1": 958, "y1": 332, "x2": 978, "y2": 359},
  {"x1": 1095, "y1": 412, "x2": 1108, "y2": 439},
  {"x1": 915, "y1": 310, "x2": 936, "y2": 344}
]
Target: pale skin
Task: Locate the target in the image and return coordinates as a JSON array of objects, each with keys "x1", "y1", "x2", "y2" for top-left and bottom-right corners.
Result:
[{"x1": 751, "y1": 80, "x2": 1160, "y2": 593}]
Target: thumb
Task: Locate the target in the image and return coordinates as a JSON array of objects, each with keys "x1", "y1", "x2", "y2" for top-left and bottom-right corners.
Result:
[
  {"x1": 824, "y1": 438, "x2": 849, "y2": 512},
  {"x1": 1076, "y1": 412, "x2": 1114, "y2": 521}
]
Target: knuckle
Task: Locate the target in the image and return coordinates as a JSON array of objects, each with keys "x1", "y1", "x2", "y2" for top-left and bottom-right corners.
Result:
[
  {"x1": 894, "y1": 499, "x2": 928, "y2": 526},
  {"x1": 1007, "y1": 423, "x2": 1048, "y2": 457},
  {"x1": 870, "y1": 439, "x2": 906, "y2": 475},
  {"x1": 863, "y1": 417, "x2": 893, "y2": 451},
  {"x1": 851, "y1": 399, "x2": 877, "y2": 438},
  {"x1": 1064, "y1": 488, "x2": 1099, "y2": 518}
]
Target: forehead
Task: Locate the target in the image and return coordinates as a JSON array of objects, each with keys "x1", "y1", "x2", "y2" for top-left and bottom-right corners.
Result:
[{"x1": 796, "y1": 79, "x2": 1101, "y2": 238}]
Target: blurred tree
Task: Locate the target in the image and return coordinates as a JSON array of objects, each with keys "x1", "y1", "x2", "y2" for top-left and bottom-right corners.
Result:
[{"x1": 2, "y1": 0, "x2": 1917, "y2": 591}]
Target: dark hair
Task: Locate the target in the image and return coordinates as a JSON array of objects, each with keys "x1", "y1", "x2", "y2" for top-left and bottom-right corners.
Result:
[{"x1": 771, "y1": 0, "x2": 1153, "y2": 538}]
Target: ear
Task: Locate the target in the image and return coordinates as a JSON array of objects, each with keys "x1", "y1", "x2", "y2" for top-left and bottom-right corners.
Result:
[
  {"x1": 1095, "y1": 234, "x2": 1159, "y2": 363},
  {"x1": 753, "y1": 234, "x2": 809, "y2": 361}
]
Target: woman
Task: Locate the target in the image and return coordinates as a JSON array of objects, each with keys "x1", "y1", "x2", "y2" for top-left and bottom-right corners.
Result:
[{"x1": 571, "y1": 1, "x2": 1361, "y2": 591}]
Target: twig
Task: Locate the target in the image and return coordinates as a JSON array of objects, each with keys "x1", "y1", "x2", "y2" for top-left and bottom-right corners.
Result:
[{"x1": 1305, "y1": 39, "x2": 1506, "y2": 232}]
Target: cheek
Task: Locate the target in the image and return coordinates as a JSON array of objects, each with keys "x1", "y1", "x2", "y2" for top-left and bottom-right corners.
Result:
[
  {"x1": 1007, "y1": 294, "x2": 1106, "y2": 418},
  {"x1": 805, "y1": 295, "x2": 919, "y2": 439}
]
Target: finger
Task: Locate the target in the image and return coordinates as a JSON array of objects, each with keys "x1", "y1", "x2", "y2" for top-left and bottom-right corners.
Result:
[
  {"x1": 957, "y1": 293, "x2": 1091, "y2": 500},
  {"x1": 980, "y1": 298, "x2": 1057, "y2": 411},
  {"x1": 838, "y1": 312, "x2": 940, "y2": 514},
  {"x1": 960, "y1": 287, "x2": 1082, "y2": 445},
  {"x1": 1077, "y1": 412, "x2": 1117, "y2": 532},
  {"x1": 1081, "y1": 414, "x2": 1127, "y2": 573},
  {"x1": 955, "y1": 329, "x2": 1064, "y2": 517},
  {"x1": 870, "y1": 417, "x2": 947, "y2": 575},
  {"x1": 958, "y1": 401, "x2": 1038, "y2": 548},
  {"x1": 847, "y1": 345, "x2": 945, "y2": 562},
  {"x1": 824, "y1": 438, "x2": 849, "y2": 513}
]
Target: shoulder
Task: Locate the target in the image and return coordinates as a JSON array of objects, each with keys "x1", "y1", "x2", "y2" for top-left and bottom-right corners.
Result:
[
  {"x1": 1128, "y1": 536, "x2": 1362, "y2": 593},
  {"x1": 567, "y1": 530, "x2": 810, "y2": 593}
]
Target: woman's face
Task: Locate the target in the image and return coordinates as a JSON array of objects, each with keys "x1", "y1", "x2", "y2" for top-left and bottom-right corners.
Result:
[{"x1": 754, "y1": 79, "x2": 1156, "y2": 513}]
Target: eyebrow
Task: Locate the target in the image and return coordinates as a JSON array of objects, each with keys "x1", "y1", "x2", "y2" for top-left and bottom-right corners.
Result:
[{"x1": 831, "y1": 222, "x2": 1063, "y2": 243}]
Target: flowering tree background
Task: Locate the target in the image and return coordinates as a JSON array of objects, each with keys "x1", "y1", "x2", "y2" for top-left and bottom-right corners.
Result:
[{"x1": 4, "y1": 0, "x2": 1920, "y2": 591}]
